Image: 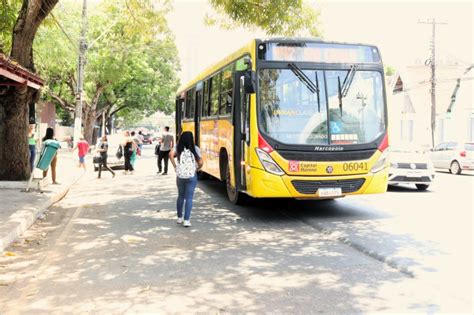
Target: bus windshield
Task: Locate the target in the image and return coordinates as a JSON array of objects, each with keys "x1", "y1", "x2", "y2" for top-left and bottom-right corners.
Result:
[{"x1": 259, "y1": 68, "x2": 385, "y2": 145}]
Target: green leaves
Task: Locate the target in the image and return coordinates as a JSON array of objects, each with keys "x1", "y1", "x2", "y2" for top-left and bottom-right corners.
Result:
[
  {"x1": 206, "y1": 0, "x2": 321, "y2": 37},
  {"x1": 33, "y1": 0, "x2": 180, "y2": 126},
  {"x1": 0, "y1": 0, "x2": 22, "y2": 53}
]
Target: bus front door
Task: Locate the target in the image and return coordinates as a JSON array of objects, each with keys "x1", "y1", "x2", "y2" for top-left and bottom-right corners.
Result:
[{"x1": 231, "y1": 72, "x2": 249, "y2": 198}]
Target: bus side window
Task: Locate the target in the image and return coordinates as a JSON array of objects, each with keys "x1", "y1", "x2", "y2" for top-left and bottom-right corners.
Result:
[
  {"x1": 220, "y1": 65, "x2": 233, "y2": 115},
  {"x1": 203, "y1": 80, "x2": 210, "y2": 117},
  {"x1": 179, "y1": 98, "x2": 185, "y2": 121},
  {"x1": 210, "y1": 73, "x2": 221, "y2": 116},
  {"x1": 184, "y1": 91, "x2": 191, "y2": 119},
  {"x1": 188, "y1": 88, "x2": 195, "y2": 119}
]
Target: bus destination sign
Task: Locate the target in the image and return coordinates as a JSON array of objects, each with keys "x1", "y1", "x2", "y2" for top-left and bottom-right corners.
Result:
[{"x1": 263, "y1": 42, "x2": 381, "y2": 64}]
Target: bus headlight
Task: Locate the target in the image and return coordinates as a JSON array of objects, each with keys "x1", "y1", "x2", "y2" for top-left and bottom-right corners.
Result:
[
  {"x1": 371, "y1": 151, "x2": 389, "y2": 173},
  {"x1": 256, "y1": 148, "x2": 285, "y2": 176}
]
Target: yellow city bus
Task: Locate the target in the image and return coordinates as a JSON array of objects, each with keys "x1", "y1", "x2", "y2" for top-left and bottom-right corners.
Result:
[{"x1": 176, "y1": 38, "x2": 389, "y2": 204}]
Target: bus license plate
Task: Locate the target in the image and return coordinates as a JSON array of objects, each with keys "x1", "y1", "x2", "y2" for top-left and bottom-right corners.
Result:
[{"x1": 317, "y1": 187, "x2": 342, "y2": 197}]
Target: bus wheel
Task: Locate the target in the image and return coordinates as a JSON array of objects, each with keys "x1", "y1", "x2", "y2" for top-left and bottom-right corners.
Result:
[
  {"x1": 226, "y1": 164, "x2": 245, "y2": 205},
  {"x1": 197, "y1": 171, "x2": 209, "y2": 180}
]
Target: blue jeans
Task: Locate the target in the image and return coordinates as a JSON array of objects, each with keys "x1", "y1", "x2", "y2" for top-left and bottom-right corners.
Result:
[
  {"x1": 176, "y1": 174, "x2": 198, "y2": 221},
  {"x1": 29, "y1": 145, "x2": 36, "y2": 171}
]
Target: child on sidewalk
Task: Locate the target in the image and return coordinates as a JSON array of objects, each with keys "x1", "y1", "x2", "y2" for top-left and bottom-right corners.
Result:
[{"x1": 74, "y1": 135, "x2": 89, "y2": 171}]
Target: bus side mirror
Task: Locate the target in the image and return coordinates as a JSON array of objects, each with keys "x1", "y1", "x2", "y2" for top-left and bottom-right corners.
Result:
[{"x1": 244, "y1": 71, "x2": 256, "y2": 94}]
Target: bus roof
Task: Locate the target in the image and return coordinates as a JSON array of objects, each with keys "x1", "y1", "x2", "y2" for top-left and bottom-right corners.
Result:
[{"x1": 176, "y1": 38, "x2": 381, "y2": 95}]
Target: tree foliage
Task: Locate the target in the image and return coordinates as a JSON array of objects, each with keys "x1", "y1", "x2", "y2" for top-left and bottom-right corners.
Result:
[
  {"x1": 206, "y1": 0, "x2": 321, "y2": 37},
  {"x1": 34, "y1": 0, "x2": 180, "y2": 142},
  {"x1": 384, "y1": 65, "x2": 396, "y2": 76},
  {"x1": 0, "y1": 0, "x2": 21, "y2": 52}
]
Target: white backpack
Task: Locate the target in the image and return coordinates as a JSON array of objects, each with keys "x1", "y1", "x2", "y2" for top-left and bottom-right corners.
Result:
[{"x1": 176, "y1": 148, "x2": 197, "y2": 179}]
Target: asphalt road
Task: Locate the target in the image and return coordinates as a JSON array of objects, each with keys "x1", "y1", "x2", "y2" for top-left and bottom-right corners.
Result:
[{"x1": 0, "y1": 145, "x2": 472, "y2": 313}]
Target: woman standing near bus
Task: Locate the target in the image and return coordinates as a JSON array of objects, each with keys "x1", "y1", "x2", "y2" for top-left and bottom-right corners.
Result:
[{"x1": 170, "y1": 131, "x2": 203, "y2": 227}]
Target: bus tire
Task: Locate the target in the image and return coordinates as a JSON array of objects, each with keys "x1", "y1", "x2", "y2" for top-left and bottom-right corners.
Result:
[
  {"x1": 197, "y1": 171, "x2": 209, "y2": 180},
  {"x1": 226, "y1": 163, "x2": 245, "y2": 205}
]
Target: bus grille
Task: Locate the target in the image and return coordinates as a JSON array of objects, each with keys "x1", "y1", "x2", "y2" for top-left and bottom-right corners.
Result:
[
  {"x1": 291, "y1": 178, "x2": 366, "y2": 195},
  {"x1": 277, "y1": 150, "x2": 376, "y2": 162}
]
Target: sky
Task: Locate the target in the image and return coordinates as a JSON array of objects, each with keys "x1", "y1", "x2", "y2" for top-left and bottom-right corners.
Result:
[{"x1": 167, "y1": 0, "x2": 473, "y2": 85}]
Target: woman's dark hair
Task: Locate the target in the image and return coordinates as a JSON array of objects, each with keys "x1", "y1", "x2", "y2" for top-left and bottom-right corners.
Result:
[
  {"x1": 42, "y1": 127, "x2": 54, "y2": 141},
  {"x1": 177, "y1": 131, "x2": 198, "y2": 161}
]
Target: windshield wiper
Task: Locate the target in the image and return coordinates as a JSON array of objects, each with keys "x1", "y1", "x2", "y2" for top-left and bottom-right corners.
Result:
[
  {"x1": 342, "y1": 64, "x2": 358, "y2": 97},
  {"x1": 288, "y1": 63, "x2": 321, "y2": 112},
  {"x1": 337, "y1": 64, "x2": 358, "y2": 115}
]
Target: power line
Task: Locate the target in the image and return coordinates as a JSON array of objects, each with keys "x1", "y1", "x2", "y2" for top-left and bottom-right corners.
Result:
[
  {"x1": 49, "y1": 12, "x2": 78, "y2": 50},
  {"x1": 38, "y1": 3, "x2": 78, "y2": 52}
]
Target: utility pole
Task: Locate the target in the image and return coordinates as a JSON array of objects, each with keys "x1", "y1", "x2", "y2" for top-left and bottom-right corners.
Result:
[
  {"x1": 419, "y1": 18, "x2": 446, "y2": 148},
  {"x1": 73, "y1": 0, "x2": 88, "y2": 147}
]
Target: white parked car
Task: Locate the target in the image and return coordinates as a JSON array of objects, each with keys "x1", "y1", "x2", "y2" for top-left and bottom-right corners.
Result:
[
  {"x1": 388, "y1": 145, "x2": 435, "y2": 191},
  {"x1": 430, "y1": 142, "x2": 474, "y2": 175}
]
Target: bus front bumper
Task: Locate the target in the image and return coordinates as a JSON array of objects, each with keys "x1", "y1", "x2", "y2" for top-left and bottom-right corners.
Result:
[{"x1": 246, "y1": 167, "x2": 388, "y2": 199}]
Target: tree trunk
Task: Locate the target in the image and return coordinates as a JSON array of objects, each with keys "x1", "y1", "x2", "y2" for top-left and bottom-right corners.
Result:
[
  {"x1": 83, "y1": 106, "x2": 96, "y2": 145},
  {"x1": 0, "y1": 0, "x2": 59, "y2": 180},
  {"x1": 82, "y1": 84, "x2": 106, "y2": 145},
  {"x1": 0, "y1": 87, "x2": 36, "y2": 180}
]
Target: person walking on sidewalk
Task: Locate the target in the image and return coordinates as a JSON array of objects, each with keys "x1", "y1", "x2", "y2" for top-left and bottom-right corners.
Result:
[
  {"x1": 170, "y1": 131, "x2": 203, "y2": 227},
  {"x1": 122, "y1": 130, "x2": 136, "y2": 175},
  {"x1": 137, "y1": 131, "x2": 144, "y2": 155},
  {"x1": 28, "y1": 124, "x2": 38, "y2": 172},
  {"x1": 158, "y1": 126, "x2": 174, "y2": 175},
  {"x1": 155, "y1": 137, "x2": 162, "y2": 174},
  {"x1": 131, "y1": 131, "x2": 140, "y2": 167},
  {"x1": 74, "y1": 136, "x2": 89, "y2": 172},
  {"x1": 96, "y1": 135, "x2": 115, "y2": 179},
  {"x1": 42, "y1": 127, "x2": 60, "y2": 184}
]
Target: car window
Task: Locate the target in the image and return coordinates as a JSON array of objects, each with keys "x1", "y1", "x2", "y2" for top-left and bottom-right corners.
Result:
[
  {"x1": 447, "y1": 142, "x2": 458, "y2": 150},
  {"x1": 434, "y1": 143, "x2": 447, "y2": 151},
  {"x1": 464, "y1": 143, "x2": 474, "y2": 151}
]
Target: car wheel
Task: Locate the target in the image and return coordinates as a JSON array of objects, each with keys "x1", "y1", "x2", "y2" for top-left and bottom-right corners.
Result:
[
  {"x1": 450, "y1": 161, "x2": 462, "y2": 175},
  {"x1": 416, "y1": 184, "x2": 429, "y2": 191}
]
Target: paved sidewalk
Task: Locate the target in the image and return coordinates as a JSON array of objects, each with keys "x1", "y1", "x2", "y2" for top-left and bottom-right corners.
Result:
[{"x1": 0, "y1": 150, "x2": 91, "y2": 252}]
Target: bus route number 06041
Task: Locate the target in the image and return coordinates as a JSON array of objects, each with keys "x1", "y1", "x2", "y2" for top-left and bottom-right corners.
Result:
[{"x1": 343, "y1": 162, "x2": 368, "y2": 172}]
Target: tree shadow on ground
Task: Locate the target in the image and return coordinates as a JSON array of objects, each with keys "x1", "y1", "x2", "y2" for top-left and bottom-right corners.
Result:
[{"x1": 0, "y1": 165, "x2": 457, "y2": 313}]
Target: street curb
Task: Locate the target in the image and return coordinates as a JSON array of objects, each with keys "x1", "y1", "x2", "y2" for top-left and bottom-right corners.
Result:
[{"x1": 0, "y1": 173, "x2": 84, "y2": 253}]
